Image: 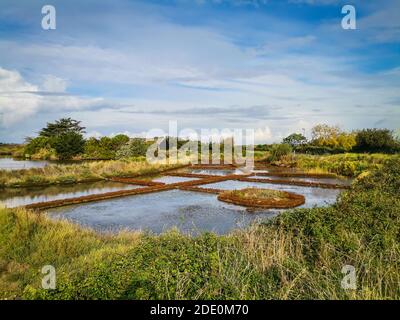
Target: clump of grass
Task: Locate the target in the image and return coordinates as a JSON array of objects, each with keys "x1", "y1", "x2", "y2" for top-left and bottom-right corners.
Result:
[
  {"x1": 0, "y1": 159, "x2": 399, "y2": 300},
  {"x1": 229, "y1": 188, "x2": 289, "y2": 200}
]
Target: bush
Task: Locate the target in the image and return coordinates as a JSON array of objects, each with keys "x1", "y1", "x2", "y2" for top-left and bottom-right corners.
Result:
[
  {"x1": 295, "y1": 145, "x2": 345, "y2": 155},
  {"x1": 84, "y1": 135, "x2": 130, "y2": 160},
  {"x1": 52, "y1": 132, "x2": 85, "y2": 160},
  {"x1": 116, "y1": 138, "x2": 148, "y2": 159},
  {"x1": 354, "y1": 129, "x2": 398, "y2": 153},
  {"x1": 268, "y1": 143, "x2": 292, "y2": 162},
  {"x1": 23, "y1": 137, "x2": 51, "y2": 156}
]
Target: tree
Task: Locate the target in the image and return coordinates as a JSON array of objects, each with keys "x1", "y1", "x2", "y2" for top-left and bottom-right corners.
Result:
[
  {"x1": 311, "y1": 124, "x2": 356, "y2": 151},
  {"x1": 355, "y1": 129, "x2": 397, "y2": 153},
  {"x1": 52, "y1": 132, "x2": 85, "y2": 160},
  {"x1": 283, "y1": 133, "x2": 307, "y2": 147},
  {"x1": 39, "y1": 118, "x2": 86, "y2": 138},
  {"x1": 311, "y1": 124, "x2": 341, "y2": 147}
]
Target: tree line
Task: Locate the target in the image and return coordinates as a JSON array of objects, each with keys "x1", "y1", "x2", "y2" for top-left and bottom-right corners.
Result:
[
  {"x1": 21, "y1": 119, "x2": 400, "y2": 160},
  {"x1": 257, "y1": 124, "x2": 400, "y2": 155}
]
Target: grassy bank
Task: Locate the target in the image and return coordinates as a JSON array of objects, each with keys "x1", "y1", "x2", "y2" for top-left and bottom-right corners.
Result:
[
  {"x1": 0, "y1": 144, "x2": 23, "y2": 157},
  {"x1": 270, "y1": 153, "x2": 399, "y2": 177},
  {"x1": 0, "y1": 160, "x2": 184, "y2": 188},
  {"x1": 0, "y1": 159, "x2": 398, "y2": 299}
]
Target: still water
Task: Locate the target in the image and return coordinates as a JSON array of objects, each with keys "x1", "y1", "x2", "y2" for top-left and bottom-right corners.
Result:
[
  {"x1": 0, "y1": 157, "x2": 49, "y2": 170},
  {"x1": 0, "y1": 181, "x2": 142, "y2": 208},
  {"x1": 46, "y1": 181, "x2": 342, "y2": 235}
]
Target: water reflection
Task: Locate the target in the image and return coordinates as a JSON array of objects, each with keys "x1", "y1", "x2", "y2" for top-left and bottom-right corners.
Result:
[
  {"x1": 48, "y1": 190, "x2": 280, "y2": 235},
  {"x1": 152, "y1": 176, "x2": 200, "y2": 184},
  {"x1": 199, "y1": 180, "x2": 342, "y2": 208},
  {"x1": 0, "y1": 181, "x2": 141, "y2": 208},
  {"x1": 47, "y1": 181, "x2": 342, "y2": 235},
  {"x1": 0, "y1": 157, "x2": 49, "y2": 170}
]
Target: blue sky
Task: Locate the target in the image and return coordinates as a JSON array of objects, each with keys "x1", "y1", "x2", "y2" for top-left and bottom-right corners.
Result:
[{"x1": 0, "y1": 0, "x2": 399, "y2": 142}]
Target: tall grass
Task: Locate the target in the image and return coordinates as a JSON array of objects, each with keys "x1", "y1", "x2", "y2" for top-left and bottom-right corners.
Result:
[
  {"x1": 0, "y1": 159, "x2": 399, "y2": 299},
  {"x1": 295, "y1": 153, "x2": 399, "y2": 177},
  {"x1": 0, "y1": 160, "x2": 184, "y2": 188}
]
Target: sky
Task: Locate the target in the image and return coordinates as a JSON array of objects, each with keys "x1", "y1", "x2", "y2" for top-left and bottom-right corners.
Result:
[{"x1": 0, "y1": 0, "x2": 399, "y2": 143}]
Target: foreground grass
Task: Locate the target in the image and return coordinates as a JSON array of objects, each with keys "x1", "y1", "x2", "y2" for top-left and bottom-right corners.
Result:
[
  {"x1": 0, "y1": 159, "x2": 399, "y2": 300},
  {"x1": 0, "y1": 160, "x2": 184, "y2": 188}
]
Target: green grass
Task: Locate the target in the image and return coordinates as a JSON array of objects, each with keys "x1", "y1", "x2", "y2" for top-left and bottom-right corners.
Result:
[
  {"x1": 0, "y1": 144, "x2": 23, "y2": 157},
  {"x1": 228, "y1": 188, "x2": 289, "y2": 200},
  {"x1": 0, "y1": 160, "x2": 184, "y2": 188},
  {"x1": 0, "y1": 158, "x2": 399, "y2": 299},
  {"x1": 290, "y1": 153, "x2": 399, "y2": 177}
]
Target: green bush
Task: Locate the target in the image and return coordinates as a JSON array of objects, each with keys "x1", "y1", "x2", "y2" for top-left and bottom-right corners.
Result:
[
  {"x1": 23, "y1": 137, "x2": 52, "y2": 156},
  {"x1": 268, "y1": 143, "x2": 292, "y2": 162},
  {"x1": 116, "y1": 138, "x2": 148, "y2": 159},
  {"x1": 52, "y1": 132, "x2": 85, "y2": 160},
  {"x1": 354, "y1": 129, "x2": 398, "y2": 153},
  {"x1": 84, "y1": 135, "x2": 130, "y2": 160}
]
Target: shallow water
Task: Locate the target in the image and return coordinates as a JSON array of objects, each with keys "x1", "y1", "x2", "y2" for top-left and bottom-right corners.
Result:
[
  {"x1": 188, "y1": 169, "x2": 244, "y2": 176},
  {"x1": 152, "y1": 176, "x2": 200, "y2": 184},
  {"x1": 46, "y1": 181, "x2": 342, "y2": 235},
  {"x1": 198, "y1": 180, "x2": 341, "y2": 208},
  {"x1": 0, "y1": 157, "x2": 49, "y2": 170},
  {"x1": 249, "y1": 175, "x2": 351, "y2": 186},
  {"x1": 0, "y1": 181, "x2": 142, "y2": 208},
  {"x1": 47, "y1": 189, "x2": 281, "y2": 235}
]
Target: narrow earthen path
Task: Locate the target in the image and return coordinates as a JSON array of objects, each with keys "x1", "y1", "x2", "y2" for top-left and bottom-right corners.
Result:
[{"x1": 23, "y1": 166, "x2": 348, "y2": 211}]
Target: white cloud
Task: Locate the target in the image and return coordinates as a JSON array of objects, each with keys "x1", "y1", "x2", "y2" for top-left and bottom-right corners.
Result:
[
  {"x1": 41, "y1": 75, "x2": 68, "y2": 92},
  {"x1": 0, "y1": 67, "x2": 105, "y2": 126}
]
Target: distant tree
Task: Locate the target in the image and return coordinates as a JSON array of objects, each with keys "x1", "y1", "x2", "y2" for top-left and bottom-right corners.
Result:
[
  {"x1": 311, "y1": 124, "x2": 341, "y2": 147},
  {"x1": 283, "y1": 133, "x2": 307, "y2": 147},
  {"x1": 355, "y1": 129, "x2": 397, "y2": 153},
  {"x1": 311, "y1": 124, "x2": 356, "y2": 151},
  {"x1": 52, "y1": 132, "x2": 85, "y2": 160},
  {"x1": 111, "y1": 134, "x2": 130, "y2": 149},
  {"x1": 39, "y1": 118, "x2": 86, "y2": 138}
]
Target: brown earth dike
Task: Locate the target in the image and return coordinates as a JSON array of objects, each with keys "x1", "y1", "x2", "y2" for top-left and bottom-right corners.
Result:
[
  {"x1": 24, "y1": 174, "x2": 237, "y2": 211},
  {"x1": 237, "y1": 177, "x2": 349, "y2": 189},
  {"x1": 253, "y1": 172, "x2": 339, "y2": 179},
  {"x1": 108, "y1": 177, "x2": 165, "y2": 186}
]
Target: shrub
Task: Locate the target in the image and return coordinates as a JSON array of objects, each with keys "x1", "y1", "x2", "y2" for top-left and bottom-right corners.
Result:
[
  {"x1": 295, "y1": 145, "x2": 345, "y2": 155},
  {"x1": 268, "y1": 143, "x2": 292, "y2": 162},
  {"x1": 116, "y1": 138, "x2": 148, "y2": 159},
  {"x1": 84, "y1": 135, "x2": 130, "y2": 160},
  {"x1": 23, "y1": 137, "x2": 51, "y2": 156},
  {"x1": 52, "y1": 132, "x2": 85, "y2": 160},
  {"x1": 354, "y1": 129, "x2": 398, "y2": 153}
]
